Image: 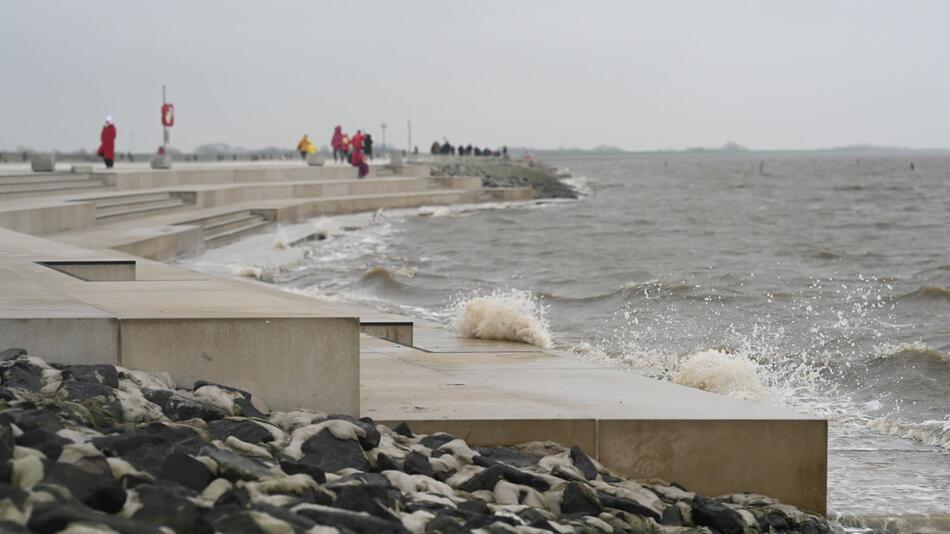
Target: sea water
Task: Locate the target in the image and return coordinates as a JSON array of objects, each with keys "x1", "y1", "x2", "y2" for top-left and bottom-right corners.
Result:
[{"x1": 179, "y1": 152, "x2": 950, "y2": 529}]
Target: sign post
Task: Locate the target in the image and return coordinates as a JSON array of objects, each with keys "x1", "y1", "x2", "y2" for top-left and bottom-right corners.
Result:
[{"x1": 151, "y1": 85, "x2": 174, "y2": 169}]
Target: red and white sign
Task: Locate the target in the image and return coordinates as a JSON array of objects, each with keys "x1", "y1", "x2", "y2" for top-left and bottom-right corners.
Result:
[{"x1": 161, "y1": 103, "x2": 175, "y2": 127}]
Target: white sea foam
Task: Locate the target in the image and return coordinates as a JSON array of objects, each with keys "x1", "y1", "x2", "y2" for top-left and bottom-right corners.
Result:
[
  {"x1": 672, "y1": 350, "x2": 766, "y2": 400},
  {"x1": 417, "y1": 206, "x2": 451, "y2": 217},
  {"x1": 452, "y1": 289, "x2": 552, "y2": 348},
  {"x1": 272, "y1": 226, "x2": 291, "y2": 249},
  {"x1": 312, "y1": 217, "x2": 342, "y2": 240},
  {"x1": 230, "y1": 264, "x2": 264, "y2": 279}
]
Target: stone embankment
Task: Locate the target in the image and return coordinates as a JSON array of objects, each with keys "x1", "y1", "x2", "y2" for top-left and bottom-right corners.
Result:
[
  {"x1": 431, "y1": 161, "x2": 578, "y2": 200},
  {"x1": 0, "y1": 348, "x2": 834, "y2": 533}
]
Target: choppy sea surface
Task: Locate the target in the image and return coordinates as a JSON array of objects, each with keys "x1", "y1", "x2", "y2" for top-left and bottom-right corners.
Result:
[{"x1": 181, "y1": 153, "x2": 950, "y2": 529}]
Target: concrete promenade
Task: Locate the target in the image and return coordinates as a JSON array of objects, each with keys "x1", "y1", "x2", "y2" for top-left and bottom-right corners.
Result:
[{"x1": 0, "y1": 160, "x2": 827, "y2": 514}]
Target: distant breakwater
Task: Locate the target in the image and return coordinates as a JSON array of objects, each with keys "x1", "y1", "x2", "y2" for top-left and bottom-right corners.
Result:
[{"x1": 431, "y1": 159, "x2": 579, "y2": 199}]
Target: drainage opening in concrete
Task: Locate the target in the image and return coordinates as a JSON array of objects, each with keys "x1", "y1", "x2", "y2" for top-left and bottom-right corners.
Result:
[{"x1": 38, "y1": 260, "x2": 136, "y2": 282}]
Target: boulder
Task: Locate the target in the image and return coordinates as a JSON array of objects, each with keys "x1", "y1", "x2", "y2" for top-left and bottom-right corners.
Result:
[{"x1": 692, "y1": 495, "x2": 745, "y2": 534}]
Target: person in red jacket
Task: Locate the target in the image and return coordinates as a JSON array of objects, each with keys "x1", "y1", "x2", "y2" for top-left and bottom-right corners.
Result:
[
  {"x1": 330, "y1": 125, "x2": 343, "y2": 162},
  {"x1": 351, "y1": 148, "x2": 369, "y2": 178},
  {"x1": 351, "y1": 130, "x2": 364, "y2": 153},
  {"x1": 97, "y1": 116, "x2": 116, "y2": 169}
]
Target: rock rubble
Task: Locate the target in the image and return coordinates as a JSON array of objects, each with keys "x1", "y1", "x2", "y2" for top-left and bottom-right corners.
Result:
[
  {"x1": 0, "y1": 348, "x2": 835, "y2": 533},
  {"x1": 431, "y1": 161, "x2": 578, "y2": 199}
]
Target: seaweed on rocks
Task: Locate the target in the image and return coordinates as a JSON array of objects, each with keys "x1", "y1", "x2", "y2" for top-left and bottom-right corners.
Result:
[{"x1": 0, "y1": 348, "x2": 837, "y2": 533}]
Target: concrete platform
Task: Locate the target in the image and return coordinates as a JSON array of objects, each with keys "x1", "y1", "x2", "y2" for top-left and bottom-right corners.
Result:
[{"x1": 362, "y1": 328, "x2": 827, "y2": 515}]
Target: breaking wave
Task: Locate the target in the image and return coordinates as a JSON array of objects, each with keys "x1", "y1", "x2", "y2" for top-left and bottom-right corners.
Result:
[
  {"x1": 672, "y1": 349, "x2": 766, "y2": 400},
  {"x1": 451, "y1": 289, "x2": 552, "y2": 348},
  {"x1": 272, "y1": 225, "x2": 291, "y2": 249}
]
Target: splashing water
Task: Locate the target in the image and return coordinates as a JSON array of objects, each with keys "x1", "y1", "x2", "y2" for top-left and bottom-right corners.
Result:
[
  {"x1": 672, "y1": 349, "x2": 766, "y2": 400},
  {"x1": 312, "y1": 217, "x2": 342, "y2": 240},
  {"x1": 452, "y1": 289, "x2": 553, "y2": 348},
  {"x1": 272, "y1": 225, "x2": 291, "y2": 249}
]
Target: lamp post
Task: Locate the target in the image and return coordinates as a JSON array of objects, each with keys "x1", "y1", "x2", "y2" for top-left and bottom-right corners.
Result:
[
  {"x1": 407, "y1": 120, "x2": 412, "y2": 154},
  {"x1": 380, "y1": 123, "x2": 387, "y2": 152}
]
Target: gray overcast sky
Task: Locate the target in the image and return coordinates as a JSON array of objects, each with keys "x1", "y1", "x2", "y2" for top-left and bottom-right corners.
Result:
[{"x1": 2, "y1": 1, "x2": 948, "y2": 152}]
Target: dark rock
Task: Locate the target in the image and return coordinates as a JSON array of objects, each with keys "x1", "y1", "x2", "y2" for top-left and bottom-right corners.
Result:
[
  {"x1": 299, "y1": 428, "x2": 370, "y2": 472},
  {"x1": 0, "y1": 388, "x2": 15, "y2": 402},
  {"x1": 214, "y1": 486, "x2": 251, "y2": 508},
  {"x1": 330, "y1": 414, "x2": 381, "y2": 450},
  {"x1": 560, "y1": 482, "x2": 602, "y2": 515},
  {"x1": 569, "y1": 446, "x2": 598, "y2": 480},
  {"x1": 597, "y1": 491, "x2": 661, "y2": 521},
  {"x1": 374, "y1": 452, "x2": 401, "y2": 472},
  {"x1": 296, "y1": 504, "x2": 410, "y2": 534},
  {"x1": 153, "y1": 391, "x2": 227, "y2": 422},
  {"x1": 3, "y1": 361, "x2": 44, "y2": 391},
  {"x1": 22, "y1": 427, "x2": 70, "y2": 458},
  {"x1": 160, "y1": 451, "x2": 213, "y2": 491},
  {"x1": 661, "y1": 503, "x2": 683, "y2": 526},
  {"x1": 392, "y1": 422, "x2": 413, "y2": 437},
  {"x1": 472, "y1": 455, "x2": 550, "y2": 491},
  {"x1": 602, "y1": 474, "x2": 622, "y2": 483},
  {"x1": 550, "y1": 464, "x2": 587, "y2": 483},
  {"x1": 474, "y1": 446, "x2": 540, "y2": 468},
  {"x1": 420, "y1": 432, "x2": 455, "y2": 449},
  {"x1": 425, "y1": 513, "x2": 467, "y2": 533},
  {"x1": 403, "y1": 450, "x2": 435, "y2": 478},
  {"x1": 133, "y1": 483, "x2": 213, "y2": 534},
  {"x1": 200, "y1": 445, "x2": 272, "y2": 481},
  {"x1": 61, "y1": 364, "x2": 119, "y2": 388},
  {"x1": 28, "y1": 501, "x2": 164, "y2": 534},
  {"x1": 692, "y1": 495, "x2": 744, "y2": 534},
  {"x1": 457, "y1": 499, "x2": 490, "y2": 516},
  {"x1": 58, "y1": 380, "x2": 123, "y2": 426},
  {"x1": 40, "y1": 460, "x2": 127, "y2": 513},
  {"x1": 194, "y1": 380, "x2": 265, "y2": 418},
  {"x1": 0, "y1": 520, "x2": 29, "y2": 533},
  {"x1": 279, "y1": 457, "x2": 327, "y2": 483},
  {"x1": 208, "y1": 509, "x2": 267, "y2": 534},
  {"x1": 762, "y1": 511, "x2": 789, "y2": 531},
  {"x1": 0, "y1": 408, "x2": 62, "y2": 435},
  {"x1": 209, "y1": 418, "x2": 274, "y2": 444},
  {"x1": 0, "y1": 483, "x2": 28, "y2": 509},
  {"x1": 253, "y1": 503, "x2": 318, "y2": 531},
  {"x1": 458, "y1": 464, "x2": 504, "y2": 492},
  {"x1": 0, "y1": 425, "x2": 14, "y2": 481},
  {"x1": 334, "y1": 485, "x2": 400, "y2": 522},
  {"x1": 0, "y1": 349, "x2": 27, "y2": 362}
]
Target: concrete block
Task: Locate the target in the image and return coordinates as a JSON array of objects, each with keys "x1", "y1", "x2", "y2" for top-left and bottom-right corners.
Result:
[
  {"x1": 0, "y1": 318, "x2": 118, "y2": 365},
  {"x1": 119, "y1": 317, "x2": 360, "y2": 414},
  {"x1": 31, "y1": 153, "x2": 55, "y2": 172},
  {"x1": 306, "y1": 154, "x2": 325, "y2": 166},
  {"x1": 150, "y1": 154, "x2": 173, "y2": 169},
  {"x1": 71, "y1": 165, "x2": 93, "y2": 174}
]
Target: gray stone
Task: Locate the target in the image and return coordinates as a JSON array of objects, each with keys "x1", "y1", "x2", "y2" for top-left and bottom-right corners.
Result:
[{"x1": 306, "y1": 153, "x2": 325, "y2": 166}]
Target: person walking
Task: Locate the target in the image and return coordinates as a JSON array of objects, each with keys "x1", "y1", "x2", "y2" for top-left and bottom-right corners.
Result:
[
  {"x1": 351, "y1": 147, "x2": 369, "y2": 178},
  {"x1": 352, "y1": 130, "x2": 364, "y2": 154},
  {"x1": 341, "y1": 132, "x2": 351, "y2": 163},
  {"x1": 364, "y1": 133, "x2": 374, "y2": 160},
  {"x1": 331, "y1": 126, "x2": 344, "y2": 162},
  {"x1": 97, "y1": 116, "x2": 116, "y2": 169},
  {"x1": 297, "y1": 134, "x2": 312, "y2": 160}
]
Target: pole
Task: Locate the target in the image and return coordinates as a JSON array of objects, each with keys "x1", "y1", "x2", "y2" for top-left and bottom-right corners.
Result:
[
  {"x1": 380, "y1": 123, "x2": 387, "y2": 152},
  {"x1": 162, "y1": 85, "x2": 168, "y2": 154},
  {"x1": 407, "y1": 120, "x2": 412, "y2": 154}
]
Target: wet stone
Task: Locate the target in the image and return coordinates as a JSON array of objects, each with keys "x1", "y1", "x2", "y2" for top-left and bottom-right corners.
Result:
[
  {"x1": 209, "y1": 418, "x2": 274, "y2": 444},
  {"x1": 333, "y1": 485, "x2": 401, "y2": 522},
  {"x1": 194, "y1": 380, "x2": 265, "y2": 418},
  {"x1": 61, "y1": 364, "x2": 119, "y2": 388},
  {"x1": 300, "y1": 428, "x2": 370, "y2": 472},
  {"x1": 3, "y1": 361, "x2": 44, "y2": 391},
  {"x1": 420, "y1": 432, "x2": 455, "y2": 449},
  {"x1": 474, "y1": 446, "x2": 540, "y2": 468},
  {"x1": 16, "y1": 429, "x2": 70, "y2": 459},
  {"x1": 692, "y1": 495, "x2": 745, "y2": 534},
  {"x1": 133, "y1": 483, "x2": 213, "y2": 534},
  {"x1": 279, "y1": 457, "x2": 327, "y2": 484},
  {"x1": 0, "y1": 349, "x2": 27, "y2": 362},
  {"x1": 40, "y1": 460, "x2": 127, "y2": 514},
  {"x1": 597, "y1": 491, "x2": 661, "y2": 521},
  {"x1": 200, "y1": 445, "x2": 272, "y2": 481},
  {"x1": 160, "y1": 451, "x2": 214, "y2": 491},
  {"x1": 392, "y1": 422, "x2": 414, "y2": 437},
  {"x1": 28, "y1": 501, "x2": 164, "y2": 534},
  {"x1": 404, "y1": 450, "x2": 435, "y2": 478},
  {"x1": 295, "y1": 504, "x2": 411, "y2": 534},
  {"x1": 560, "y1": 481, "x2": 602, "y2": 516},
  {"x1": 569, "y1": 446, "x2": 598, "y2": 480}
]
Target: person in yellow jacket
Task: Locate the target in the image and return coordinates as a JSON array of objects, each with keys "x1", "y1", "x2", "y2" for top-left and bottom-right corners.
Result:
[{"x1": 297, "y1": 135, "x2": 314, "y2": 160}]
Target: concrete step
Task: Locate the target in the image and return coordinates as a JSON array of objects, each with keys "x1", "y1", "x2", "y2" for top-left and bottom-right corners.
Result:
[
  {"x1": 94, "y1": 192, "x2": 173, "y2": 209},
  {"x1": 96, "y1": 197, "x2": 187, "y2": 217},
  {"x1": 0, "y1": 178, "x2": 106, "y2": 194},
  {"x1": 96, "y1": 198, "x2": 189, "y2": 222},
  {"x1": 183, "y1": 210, "x2": 258, "y2": 229},
  {"x1": 203, "y1": 218, "x2": 271, "y2": 247},
  {"x1": 202, "y1": 213, "x2": 264, "y2": 236},
  {"x1": 0, "y1": 173, "x2": 93, "y2": 185}
]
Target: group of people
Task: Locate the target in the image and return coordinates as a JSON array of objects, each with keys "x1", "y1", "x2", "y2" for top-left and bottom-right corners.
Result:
[
  {"x1": 430, "y1": 140, "x2": 507, "y2": 158},
  {"x1": 331, "y1": 126, "x2": 374, "y2": 178}
]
